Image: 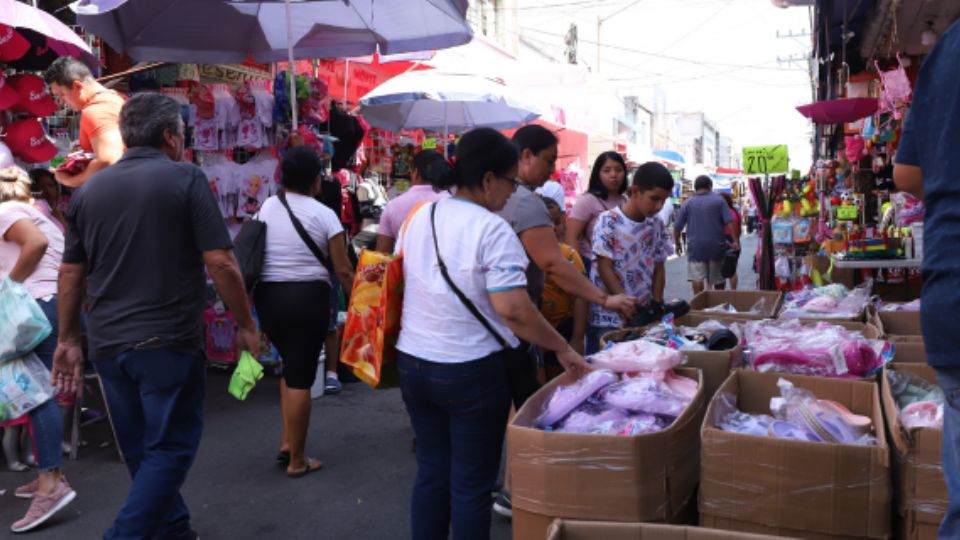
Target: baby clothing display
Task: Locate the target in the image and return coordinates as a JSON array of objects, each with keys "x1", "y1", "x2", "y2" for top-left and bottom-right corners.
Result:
[
  {"x1": 779, "y1": 281, "x2": 873, "y2": 319},
  {"x1": 742, "y1": 319, "x2": 892, "y2": 378},
  {"x1": 714, "y1": 378, "x2": 878, "y2": 446},
  {"x1": 200, "y1": 152, "x2": 280, "y2": 219},
  {"x1": 880, "y1": 299, "x2": 920, "y2": 312},
  {"x1": 535, "y1": 341, "x2": 699, "y2": 436},
  {"x1": 887, "y1": 368, "x2": 944, "y2": 430},
  {"x1": 188, "y1": 81, "x2": 276, "y2": 152}
]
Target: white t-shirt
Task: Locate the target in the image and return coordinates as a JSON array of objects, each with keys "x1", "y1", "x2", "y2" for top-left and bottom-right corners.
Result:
[
  {"x1": 259, "y1": 192, "x2": 344, "y2": 283},
  {"x1": 396, "y1": 198, "x2": 528, "y2": 363},
  {"x1": 656, "y1": 200, "x2": 674, "y2": 227},
  {"x1": 0, "y1": 201, "x2": 65, "y2": 299}
]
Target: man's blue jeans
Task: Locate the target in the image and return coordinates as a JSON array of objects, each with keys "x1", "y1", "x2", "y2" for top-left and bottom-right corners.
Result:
[
  {"x1": 95, "y1": 348, "x2": 205, "y2": 540},
  {"x1": 934, "y1": 366, "x2": 960, "y2": 539},
  {"x1": 397, "y1": 350, "x2": 510, "y2": 540}
]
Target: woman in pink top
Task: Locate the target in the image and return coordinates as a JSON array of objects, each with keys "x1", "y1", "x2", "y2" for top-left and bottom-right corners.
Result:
[
  {"x1": 565, "y1": 151, "x2": 627, "y2": 274},
  {"x1": 375, "y1": 150, "x2": 451, "y2": 254}
]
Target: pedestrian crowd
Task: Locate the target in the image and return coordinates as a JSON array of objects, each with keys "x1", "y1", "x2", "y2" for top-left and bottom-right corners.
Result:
[{"x1": 0, "y1": 58, "x2": 755, "y2": 539}]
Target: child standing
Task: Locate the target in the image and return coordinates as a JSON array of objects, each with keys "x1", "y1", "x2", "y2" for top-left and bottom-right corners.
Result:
[
  {"x1": 539, "y1": 197, "x2": 588, "y2": 380},
  {"x1": 586, "y1": 162, "x2": 674, "y2": 354}
]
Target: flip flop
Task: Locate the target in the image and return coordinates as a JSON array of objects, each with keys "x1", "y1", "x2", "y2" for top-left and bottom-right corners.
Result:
[
  {"x1": 276, "y1": 451, "x2": 290, "y2": 467},
  {"x1": 287, "y1": 459, "x2": 323, "y2": 479},
  {"x1": 814, "y1": 400, "x2": 872, "y2": 430}
]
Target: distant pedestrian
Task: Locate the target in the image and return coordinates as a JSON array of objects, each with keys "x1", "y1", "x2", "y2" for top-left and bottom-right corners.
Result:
[
  {"x1": 566, "y1": 151, "x2": 627, "y2": 275},
  {"x1": 254, "y1": 145, "x2": 355, "y2": 477},
  {"x1": 720, "y1": 192, "x2": 742, "y2": 290},
  {"x1": 53, "y1": 93, "x2": 258, "y2": 540},
  {"x1": 893, "y1": 18, "x2": 960, "y2": 539},
  {"x1": 673, "y1": 176, "x2": 737, "y2": 295},
  {"x1": 375, "y1": 149, "x2": 450, "y2": 254},
  {"x1": 744, "y1": 198, "x2": 758, "y2": 234},
  {"x1": 44, "y1": 57, "x2": 126, "y2": 188},
  {"x1": 0, "y1": 166, "x2": 75, "y2": 533}
]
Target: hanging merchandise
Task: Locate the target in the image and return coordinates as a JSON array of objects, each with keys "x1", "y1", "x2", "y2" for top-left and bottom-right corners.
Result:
[{"x1": 876, "y1": 54, "x2": 912, "y2": 119}]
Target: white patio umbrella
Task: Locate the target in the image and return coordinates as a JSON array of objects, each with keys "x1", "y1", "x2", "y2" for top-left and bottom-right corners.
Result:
[
  {"x1": 359, "y1": 70, "x2": 542, "y2": 153},
  {"x1": 72, "y1": 0, "x2": 472, "y2": 129}
]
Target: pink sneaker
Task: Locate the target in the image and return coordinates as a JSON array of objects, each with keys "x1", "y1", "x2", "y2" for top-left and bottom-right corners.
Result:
[
  {"x1": 10, "y1": 477, "x2": 76, "y2": 533},
  {"x1": 14, "y1": 478, "x2": 39, "y2": 499}
]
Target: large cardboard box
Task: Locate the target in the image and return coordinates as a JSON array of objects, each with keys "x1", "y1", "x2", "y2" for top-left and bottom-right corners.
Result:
[
  {"x1": 688, "y1": 290, "x2": 783, "y2": 320},
  {"x1": 878, "y1": 311, "x2": 922, "y2": 338},
  {"x1": 881, "y1": 362, "x2": 946, "y2": 540},
  {"x1": 700, "y1": 370, "x2": 892, "y2": 539},
  {"x1": 510, "y1": 368, "x2": 705, "y2": 540},
  {"x1": 545, "y1": 519, "x2": 795, "y2": 539},
  {"x1": 601, "y1": 322, "x2": 740, "y2": 403},
  {"x1": 890, "y1": 339, "x2": 926, "y2": 363}
]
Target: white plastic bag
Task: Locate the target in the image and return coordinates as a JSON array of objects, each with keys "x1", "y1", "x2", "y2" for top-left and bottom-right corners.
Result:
[
  {"x1": 0, "y1": 352, "x2": 55, "y2": 422},
  {"x1": 0, "y1": 278, "x2": 51, "y2": 363}
]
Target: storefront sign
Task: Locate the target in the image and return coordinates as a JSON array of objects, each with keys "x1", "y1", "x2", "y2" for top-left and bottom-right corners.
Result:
[
  {"x1": 198, "y1": 63, "x2": 271, "y2": 83},
  {"x1": 742, "y1": 145, "x2": 789, "y2": 175}
]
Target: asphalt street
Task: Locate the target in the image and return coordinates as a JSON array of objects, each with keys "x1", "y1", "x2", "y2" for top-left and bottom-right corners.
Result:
[{"x1": 0, "y1": 234, "x2": 759, "y2": 540}]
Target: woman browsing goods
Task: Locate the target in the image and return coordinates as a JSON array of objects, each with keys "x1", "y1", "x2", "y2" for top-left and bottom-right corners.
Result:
[{"x1": 394, "y1": 128, "x2": 588, "y2": 540}]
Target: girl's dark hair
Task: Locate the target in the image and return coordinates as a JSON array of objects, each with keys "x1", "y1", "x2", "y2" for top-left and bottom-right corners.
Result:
[
  {"x1": 434, "y1": 128, "x2": 519, "y2": 191},
  {"x1": 511, "y1": 124, "x2": 558, "y2": 155},
  {"x1": 28, "y1": 168, "x2": 55, "y2": 191},
  {"x1": 281, "y1": 145, "x2": 323, "y2": 193},
  {"x1": 587, "y1": 151, "x2": 628, "y2": 199},
  {"x1": 412, "y1": 150, "x2": 452, "y2": 187},
  {"x1": 541, "y1": 195, "x2": 561, "y2": 212}
]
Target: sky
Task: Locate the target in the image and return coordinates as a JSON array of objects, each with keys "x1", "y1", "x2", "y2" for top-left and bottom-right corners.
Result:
[{"x1": 515, "y1": 0, "x2": 816, "y2": 173}]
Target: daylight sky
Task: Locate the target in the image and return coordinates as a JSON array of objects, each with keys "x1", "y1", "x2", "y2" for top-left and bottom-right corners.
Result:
[{"x1": 516, "y1": 0, "x2": 816, "y2": 172}]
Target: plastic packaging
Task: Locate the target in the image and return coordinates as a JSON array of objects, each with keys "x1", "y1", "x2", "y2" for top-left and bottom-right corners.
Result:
[
  {"x1": 771, "y1": 378, "x2": 877, "y2": 445},
  {"x1": 536, "y1": 369, "x2": 618, "y2": 427},
  {"x1": 0, "y1": 352, "x2": 55, "y2": 422},
  {"x1": 880, "y1": 299, "x2": 921, "y2": 312},
  {"x1": 779, "y1": 280, "x2": 873, "y2": 319},
  {"x1": 743, "y1": 319, "x2": 891, "y2": 378},
  {"x1": 586, "y1": 339, "x2": 684, "y2": 376},
  {"x1": 0, "y1": 278, "x2": 52, "y2": 363},
  {"x1": 887, "y1": 368, "x2": 944, "y2": 430},
  {"x1": 600, "y1": 377, "x2": 691, "y2": 418}
]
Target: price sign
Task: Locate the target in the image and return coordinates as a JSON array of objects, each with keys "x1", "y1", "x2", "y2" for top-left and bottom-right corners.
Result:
[{"x1": 742, "y1": 145, "x2": 789, "y2": 175}]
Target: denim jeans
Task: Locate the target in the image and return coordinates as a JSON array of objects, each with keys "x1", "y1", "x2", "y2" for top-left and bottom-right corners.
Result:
[
  {"x1": 935, "y1": 367, "x2": 960, "y2": 539},
  {"x1": 397, "y1": 350, "x2": 511, "y2": 540},
  {"x1": 26, "y1": 297, "x2": 63, "y2": 472},
  {"x1": 585, "y1": 325, "x2": 617, "y2": 356},
  {"x1": 95, "y1": 348, "x2": 206, "y2": 540}
]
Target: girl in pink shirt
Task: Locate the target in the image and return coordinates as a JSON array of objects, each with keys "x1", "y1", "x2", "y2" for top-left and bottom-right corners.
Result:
[{"x1": 565, "y1": 151, "x2": 627, "y2": 274}]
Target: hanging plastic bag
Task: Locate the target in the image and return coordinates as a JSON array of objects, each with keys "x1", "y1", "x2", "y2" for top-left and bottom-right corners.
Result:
[
  {"x1": 0, "y1": 352, "x2": 55, "y2": 422},
  {"x1": 0, "y1": 278, "x2": 51, "y2": 363}
]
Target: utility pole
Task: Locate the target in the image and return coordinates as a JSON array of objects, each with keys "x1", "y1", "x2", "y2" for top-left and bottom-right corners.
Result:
[{"x1": 596, "y1": 0, "x2": 648, "y2": 73}]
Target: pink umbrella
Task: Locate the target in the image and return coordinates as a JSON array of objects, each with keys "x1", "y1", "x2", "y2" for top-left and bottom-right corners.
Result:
[
  {"x1": 0, "y1": 0, "x2": 97, "y2": 70},
  {"x1": 796, "y1": 97, "x2": 879, "y2": 125}
]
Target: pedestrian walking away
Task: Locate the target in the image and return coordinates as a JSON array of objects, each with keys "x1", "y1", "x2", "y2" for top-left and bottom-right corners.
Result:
[
  {"x1": 673, "y1": 175, "x2": 738, "y2": 295},
  {"x1": 53, "y1": 93, "x2": 259, "y2": 540}
]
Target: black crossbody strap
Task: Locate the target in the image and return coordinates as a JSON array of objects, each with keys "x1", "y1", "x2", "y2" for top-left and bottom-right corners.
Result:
[
  {"x1": 277, "y1": 191, "x2": 334, "y2": 274},
  {"x1": 429, "y1": 203, "x2": 510, "y2": 349}
]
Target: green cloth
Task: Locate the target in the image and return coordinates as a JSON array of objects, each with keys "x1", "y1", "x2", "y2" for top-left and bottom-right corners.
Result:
[{"x1": 228, "y1": 351, "x2": 263, "y2": 401}]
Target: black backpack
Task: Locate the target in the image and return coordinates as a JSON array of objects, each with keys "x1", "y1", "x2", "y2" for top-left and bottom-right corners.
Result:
[{"x1": 232, "y1": 217, "x2": 267, "y2": 292}]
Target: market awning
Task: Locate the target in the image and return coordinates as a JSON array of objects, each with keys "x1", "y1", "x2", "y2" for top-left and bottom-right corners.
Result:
[
  {"x1": 796, "y1": 98, "x2": 879, "y2": 125},
  {"x1": 653, "y1": 149, "x2": 686, "y2": 166}
]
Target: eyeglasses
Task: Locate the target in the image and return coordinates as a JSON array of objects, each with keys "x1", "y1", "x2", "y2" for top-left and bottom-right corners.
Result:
[{"x1": 499, "y1": 175, "x2": 521, "y2": 191}]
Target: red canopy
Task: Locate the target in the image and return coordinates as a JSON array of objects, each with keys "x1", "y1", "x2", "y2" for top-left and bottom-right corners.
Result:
[{"x1": 796, "y1": 97, "x2": 879, "y2": 124}]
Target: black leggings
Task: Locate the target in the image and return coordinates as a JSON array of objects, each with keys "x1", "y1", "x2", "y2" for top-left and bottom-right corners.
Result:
[{"x1": 254, "y1": 281, "x2": 331, "y2": 390}]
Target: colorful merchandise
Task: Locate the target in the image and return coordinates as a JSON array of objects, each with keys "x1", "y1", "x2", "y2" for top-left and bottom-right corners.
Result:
[
  {"x1": 742, "y1": 319, "x2": 892, "y2": 378},
  {"x1": 536, "y1": 369, "x2": 619, "y2": 427},
  {"x1": 585, "y1": 339, "x2": 684, "y2": 377},
  {"x1": 204, "y1": 307, "x2": 237, "y2": 364},
  {"x1": 779, "y1": 281, "x2": 872, "y2": 319},
  {"x1": 228, "y1": 351, "x2": 264, "y2": 401},
  {"x1": 0, "y1": 352, "x2": 55, "y2": 423},
  {"x1": 887, "y1": 368, "x2": 944, "y2": 430}
]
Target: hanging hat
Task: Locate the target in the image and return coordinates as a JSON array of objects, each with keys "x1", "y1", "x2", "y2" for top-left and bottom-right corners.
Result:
[
  {"x1": 4, "y1": 118, "x2": 58, "y2": 163},
  {"x1": 0, "y1": 73, "x2": 20, "y2": 111},
  {"x1": 0, "y1": 24, "x2": 30, "y2": 63},
  {"x1": 8, "y1": 74, "x2": 57, "y2": 117}
]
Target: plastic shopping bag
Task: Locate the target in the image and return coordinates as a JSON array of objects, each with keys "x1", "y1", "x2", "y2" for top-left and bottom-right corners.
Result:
[
  {"x1": 0, "y1": 278, "x2": 51, "y2": 363},
  {"x1": 341, "y1": 249, "x2": 404, "y2": 389},
  {"x1": 0, "y1": 353, "x2": 55, "y2": 422}
]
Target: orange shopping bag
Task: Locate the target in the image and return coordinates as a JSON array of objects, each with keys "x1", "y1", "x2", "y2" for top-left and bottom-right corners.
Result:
[{"x1": 341, "y1": 249, "x2": 404, "y2": 388}]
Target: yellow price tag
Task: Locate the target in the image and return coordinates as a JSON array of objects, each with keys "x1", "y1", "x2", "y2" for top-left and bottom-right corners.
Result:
[
  {"x1": 422, "y1": 138, "x2": 437, "y2": 150},
  {"x1": 742, "y1": 145, "x2": 789, "y2": 175}
]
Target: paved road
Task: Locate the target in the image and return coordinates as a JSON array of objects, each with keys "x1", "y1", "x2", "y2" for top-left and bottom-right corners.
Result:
[{"x1": 0, "y1": 235, "x2": 759, "y2": 539}]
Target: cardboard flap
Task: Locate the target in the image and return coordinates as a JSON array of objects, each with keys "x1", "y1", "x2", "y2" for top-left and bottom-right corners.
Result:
[
  {"x1": 688, "y1": 290, "x2": 784, "y2": 320},
  {"x1": 879, "y1": 310, "x2": 922, "y2": 337},
  {"x1": 547, "y1": 519, "x2": 795, "y2": 539}
]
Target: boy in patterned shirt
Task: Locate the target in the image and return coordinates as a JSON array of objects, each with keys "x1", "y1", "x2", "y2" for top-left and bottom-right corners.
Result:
[{"x1": 586, "y1": 162, "x2": 674, "y2": 354}]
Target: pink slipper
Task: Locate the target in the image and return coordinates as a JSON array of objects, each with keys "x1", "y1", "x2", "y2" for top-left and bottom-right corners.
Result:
[{"x1": 813, "y1": 399, "x2": 872, "y2": 430}]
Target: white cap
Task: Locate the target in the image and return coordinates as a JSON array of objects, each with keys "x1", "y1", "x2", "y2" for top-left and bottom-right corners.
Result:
[{"x1": 536, "y1": 180, "x2": 566, "y2": 210}]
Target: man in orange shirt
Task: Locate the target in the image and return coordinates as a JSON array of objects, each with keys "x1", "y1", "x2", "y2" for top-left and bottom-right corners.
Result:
[{"x1": 44, "y1": 57, "x2": 126, "y2": 188}]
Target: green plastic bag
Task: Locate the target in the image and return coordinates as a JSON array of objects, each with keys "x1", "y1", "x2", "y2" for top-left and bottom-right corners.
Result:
[{"x1": 228, "y1": 351, "x2": 263, "y2": 401}]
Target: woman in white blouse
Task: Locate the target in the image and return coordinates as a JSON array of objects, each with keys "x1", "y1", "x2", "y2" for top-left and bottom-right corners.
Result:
[{"x1": 394, "y1": 128, "x2": 589, "y2": 540}]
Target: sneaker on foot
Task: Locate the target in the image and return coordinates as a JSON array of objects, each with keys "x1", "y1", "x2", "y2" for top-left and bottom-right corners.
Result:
[
  {"x1": 11, "y1": 477, "x2": 76, "y2": 533},
  {"x1": 7, "y1": 461, "x2": 29, "y2": 473},
  {"x1": 324, "y1": 376, "x2": 342, "y2": 395},
  {"x1": 14, "y1": 478, "x2": 39, "y2": 499},
  {"x1": 492, "y1": 490, "x2": 512, "y2": 519}
]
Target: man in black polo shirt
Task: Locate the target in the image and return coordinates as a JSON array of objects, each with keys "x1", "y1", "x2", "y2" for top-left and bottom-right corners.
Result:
[{"x1": 52, "y1": 93, "x2": 258, "y2": 540}]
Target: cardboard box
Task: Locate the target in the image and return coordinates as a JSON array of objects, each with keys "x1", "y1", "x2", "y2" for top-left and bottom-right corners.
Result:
[
  {"x1": 545, "y1": 519, "x2": 795, "y2": 539},
  {"x1": 510, "y1": 368, "x2": 705, "y2": 540},
  {"x1": 700, "y1": 370, "x2": 892, "y2": 539},
  {"x1": 601, "y1": 323, "x2": 740, "y2": 404},
  {"x1": 881, "y1": 362, "x2": 946, "y2": 540},
  {"x1": 890, "y1": 339, "x2": 926, "y2": 363},
  {"x1": 688, "y1": 290, "x2": 783, "y2": 320},
  {"x1": 878, "y1": 310, "x2": 922, "y2": 338}
]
